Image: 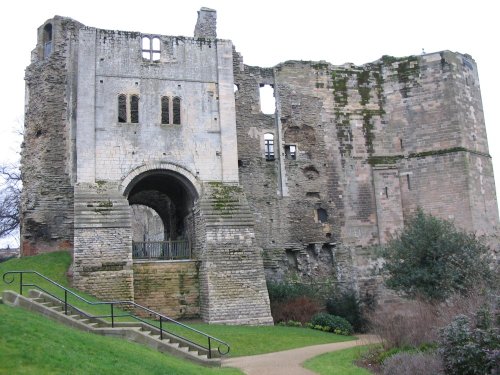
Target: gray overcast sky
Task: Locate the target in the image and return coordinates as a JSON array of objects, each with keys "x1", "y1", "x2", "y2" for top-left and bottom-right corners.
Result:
[{"x1": 1, "y1": 0, "x2": 498, "y2": 245}]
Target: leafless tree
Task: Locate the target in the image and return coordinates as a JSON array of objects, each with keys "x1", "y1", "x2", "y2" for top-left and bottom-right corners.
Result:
[{"x1": 0, "y1": 165, "x2": 21, "y2": 238}]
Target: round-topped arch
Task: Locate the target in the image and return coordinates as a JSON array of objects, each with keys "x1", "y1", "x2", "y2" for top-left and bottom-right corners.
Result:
[{"x1": 120, "y1": 163, "x2": 201, "y2": 259}]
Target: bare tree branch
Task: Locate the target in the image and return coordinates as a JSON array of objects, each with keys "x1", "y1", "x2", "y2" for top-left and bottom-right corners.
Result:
[{"x1": 0, "y1": 165, "x2": 21, "y2": 238}]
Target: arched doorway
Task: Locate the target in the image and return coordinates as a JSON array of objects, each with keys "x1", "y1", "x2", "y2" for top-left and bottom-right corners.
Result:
[{"x1": 124, "y1": 169, "x2": 199, "y2": 261}]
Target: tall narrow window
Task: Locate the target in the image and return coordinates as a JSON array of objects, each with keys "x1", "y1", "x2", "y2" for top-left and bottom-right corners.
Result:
[
  {"x1": 141, "y1": 37, "x2": 151, "y2": 59},
  {"x1": 259, "y1": 84, "x2": 275, "y2": 114},
  {"x1": 173, "y1": 97, "x2": 181, "y2": 125},
  {"x1": 264, "y1": 133, "x2": 275, "y2": 160},
  {"x1": 151, "y1": 37, "x2": 161, "y2": 61},
  {"x1": 43, "y1": 24, "x2": 53, "y2": 59},
  {"x1": 130, "y1": 95, "x2": 139, "y2": 123},
  {"x1": 142, "y1": 36, "x2": 161, "y2": 62},
  {"x1": 317, "y1": 208, "x2": 328, "y2": 223},
  {"x1": 118, "y1": 94, "x2": 127, "y2": 123},
  {"x1": 161, "y1": 96, "x2": 170, "y2": 124},
  {"x1": 406, "y1": 174, "x2": 411, "y2": 190}
]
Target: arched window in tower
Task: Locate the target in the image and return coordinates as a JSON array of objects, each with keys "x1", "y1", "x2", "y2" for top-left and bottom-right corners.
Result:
[
  {"x1": 43, "y1": 23, "x2": 53, "y2": 59},
  {"x1": 173, "y1": 97, "x2": 181, "y2": 125},
  {"x1": 317, "y1": 208, "x2": 328, "y2": 223},
  {"x1": 118, "y1": 94, "x2": 127, "y2": 123},
  {"x1": 161, "y1": 96, "x2": 170, "y2": 124},
  {"x1": 130, "y1": 95, "x2": 139, "y2": 123},
  {"x1": 142, "y1": 36, "x2": 161, "y2": 62},
  {"x1": 264, "y1": 133, "x2": 275, "y2": 160}
]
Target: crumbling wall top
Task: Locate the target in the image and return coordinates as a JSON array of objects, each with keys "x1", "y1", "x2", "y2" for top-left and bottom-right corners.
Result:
[{"x1": 194, "y1": 7, "x2": 217, "y2": 39}]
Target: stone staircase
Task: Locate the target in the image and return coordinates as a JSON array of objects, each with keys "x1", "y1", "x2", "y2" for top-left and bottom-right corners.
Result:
[{"x1": 2, "y1": 289, "x2": 224, "y2": 366}]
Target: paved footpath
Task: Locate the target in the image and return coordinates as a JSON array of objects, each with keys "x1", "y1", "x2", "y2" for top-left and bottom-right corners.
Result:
[{"x1": 222, "y1": 334, "x2": 380, "y2": 375}]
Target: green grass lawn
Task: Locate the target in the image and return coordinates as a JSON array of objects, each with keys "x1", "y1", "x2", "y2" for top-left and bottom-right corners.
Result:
[
  {"x1": 0, "y1": 252, "x2": 357, "y2": 363},
  {"x1": 303, "y1": 345, "x2": 373, "y2": 375},
  {"x1": 0, "y1": 304, "x2": 243, "y2": 375},
  {"x1": 166, "y1": 323, "x2": 355, "y2": 357}
]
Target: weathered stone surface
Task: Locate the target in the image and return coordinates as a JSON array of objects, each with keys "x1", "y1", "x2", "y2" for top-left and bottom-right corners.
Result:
[{"x1": 21, "y1": 9, "x2": 498, "y2": 323}]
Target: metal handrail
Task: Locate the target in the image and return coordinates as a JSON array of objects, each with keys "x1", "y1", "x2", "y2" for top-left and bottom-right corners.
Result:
[{"x1": 2, "y1": 270, "x2": 230, "y2": 358}]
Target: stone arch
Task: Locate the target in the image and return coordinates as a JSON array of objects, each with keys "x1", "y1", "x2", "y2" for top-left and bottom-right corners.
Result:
[
  {"x1": 120, "y1": 163, "x2": 201, "y2": 257},
  {"x1": 120, "y1": 162, "x2": 201, "y2": 198}
]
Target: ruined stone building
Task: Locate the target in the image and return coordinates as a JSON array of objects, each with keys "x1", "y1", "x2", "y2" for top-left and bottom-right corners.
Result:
[{"x1": 21, "y1": 8, "x2": 499, "y2": 324}]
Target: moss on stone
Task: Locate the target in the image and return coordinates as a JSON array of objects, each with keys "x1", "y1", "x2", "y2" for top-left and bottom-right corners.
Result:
[{"x1": 208, "y1": 182, "x2": 242, "y2": 212}]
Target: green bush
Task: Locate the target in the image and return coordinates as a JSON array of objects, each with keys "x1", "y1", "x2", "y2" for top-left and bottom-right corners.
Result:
[
  {"x1": 326, "y1": 291, "x2": 367, "y2": 332},
  {"x1": 310, "y1": 313, "x2": 354, "y2": 336},
  {"x1": 267, "y1": 281, "x2": 317, "y2": 302},
  {"x1": 381, "y1": 209, "x2": 494, "y2": 301},
  {"x1": 439, "y1": 307, "x2": 499, "y2": 375}
]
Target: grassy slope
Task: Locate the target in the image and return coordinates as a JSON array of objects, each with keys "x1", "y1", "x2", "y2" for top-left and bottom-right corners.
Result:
[
  {"x1": 303, "y1": 345, "x2": 373, "y2": 375},
  {"x1": 0, "y1": 252, "x2": 356, "y2": 360},
  {"x1": 0, "y1": 304, "x2": 242, "y2": 375}
]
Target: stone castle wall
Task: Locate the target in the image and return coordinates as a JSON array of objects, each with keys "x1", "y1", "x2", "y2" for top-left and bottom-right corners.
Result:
[{"x1": 20, "y1": 9, "x2": 498, "y2": 323}]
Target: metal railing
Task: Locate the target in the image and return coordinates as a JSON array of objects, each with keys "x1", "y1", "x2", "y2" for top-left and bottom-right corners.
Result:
[
  {"x1": 132, "y1": 240, "x2": 191, "y2": 260},
  {"x1": 2, "y1": 270, "x2": 229, "y2": 359}
]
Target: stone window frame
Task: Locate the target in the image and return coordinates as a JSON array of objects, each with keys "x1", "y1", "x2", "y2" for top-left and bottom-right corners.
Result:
[
  {"x1": 142, "y1": 35, "x2": 161, "y2": 62},
  {"x1": 264, "y1": 133, "x2": 275, "y2": 161},
  {"x1": 118, "y1": 94, "x2": 140, "y2": 124},
  {"x1": 160, "y1": 96, "x2": 182, "y2": 125}
]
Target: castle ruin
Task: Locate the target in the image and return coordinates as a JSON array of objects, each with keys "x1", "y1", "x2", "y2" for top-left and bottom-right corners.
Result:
[{"x1": 21, "y1": 8, "x2": 499, "y2": 324}]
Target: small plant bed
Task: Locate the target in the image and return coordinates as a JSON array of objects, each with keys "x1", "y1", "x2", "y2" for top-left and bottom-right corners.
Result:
[
  {"x1": 0, "y1": 304, "x2": 242, "y2": 375},
  {"x1": 303, "y1": 345, "x2": 373, "y2": 375}
]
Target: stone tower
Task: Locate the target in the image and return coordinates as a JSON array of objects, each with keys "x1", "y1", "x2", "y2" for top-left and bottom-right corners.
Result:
[{"x1": 22, "y1": 9, "x2": 273, "y2": 324}]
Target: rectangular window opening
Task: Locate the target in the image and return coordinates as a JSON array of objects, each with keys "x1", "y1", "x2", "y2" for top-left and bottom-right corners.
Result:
[
  {"x1": 406, "y1": 174, "x2": 411, "y2": 190},
  {"x1": 173, "y1": 97, "x2": 181, "y2": 125},
  {"x1": 259, "y1": 84, "x2": 276, "y2": 114},
  {"x1": 161, "y1": 96, "x2": 170, "y2": 124},
  {"x1": 130, "y1": 95, "x2": 139, "y2": 123},
  {"x1": 285, "y1": 145, "x2": 296, "y2": 160}
]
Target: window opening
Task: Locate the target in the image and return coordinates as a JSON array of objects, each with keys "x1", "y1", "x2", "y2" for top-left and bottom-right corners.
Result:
[
  {"x1": 259, "y1": 84, "x2": 275, "y2": 114},
  {"x1": 43, "y1": 24, "x2": 53, "y2": 59},
  {"x1": 142, "y1": 36, "x2": 161, "y2": 61},
  {"x1": 384, "y1": 186, "x2": 389, "y2": 198},
  {"x1": 161, "y1": 96, "x2": 170, "y2": 124},
  {"x1": 264, "y1": 133, "x2": 275, "y2": 160},
  {"x1": 285, "y1": 145, "x2": 296, "y2": 160},
  {"x1": 406, "y1": 174, "x2": 411, "y2": 190},
  {"x1": 173, "y1": 97, "x2": 181, "y2": 125},
  {"x1": 130, "y1": 95, "x2": 139, "y2": 123},
  {"x1": 118, "y1": 94, "x2": 127, "y2": 123},
  {"x1": 317, "y1": 208, "x2": 328, "y2": 223}
]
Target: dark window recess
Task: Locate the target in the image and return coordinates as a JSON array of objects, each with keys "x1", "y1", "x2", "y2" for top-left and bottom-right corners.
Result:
[
  {"x1": 161, "y1": 96, "x2": 170, "y2": 124},
  {"x1": 407, "y1": 175, "x2": 411, "y2": 190},
  {"x1": 264, "y1": 133, "x2": 274, "y2": 160},
  {"x1": 285, "y1": 145, "x2": 296, "y2": 160},
  {"x1": 384, "y1": 186, "x2": 389, "y2": 198},
  {"x1": 173, "y1": 97, "x2": 181, "y2": 124},
  {"x1": 130, "y1": 95, "x2": 139, "y2": 123},
  {"x1": 118, "y1": 94, "x2": 127, "y2": 123},
  {"x1": 43, "y1": 23, "x2": 52, "y2": 59},
  {"x1": 306, "y1": 192, "x2": 320, "y2": 199},
  {"x1": 317, "y1": 208, "x2": 328, "y2": 223}
]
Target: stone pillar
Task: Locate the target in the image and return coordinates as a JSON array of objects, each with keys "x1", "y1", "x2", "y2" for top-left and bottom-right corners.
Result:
[{"x1": 197, "y1": 182, "x2": 273, "y2": 325}]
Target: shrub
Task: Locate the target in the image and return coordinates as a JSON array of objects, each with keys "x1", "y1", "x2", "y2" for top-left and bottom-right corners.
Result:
[
  {"x1": 310, "y1": 313, "x2": 353, "y2": 335},
  {"x1": 439, "y1": 307, "x2": 499, "y2": 375},
  {"x1": 381, "y1": 209, "x2": 493, "y2": 301},
  {"x1": 267, "y1": 281, "x2": 317, "y2": 302},
  {"x1": 382, "y1": 352, "x2": 444, "y2": 375},
  {"x1": 326, "y1": 290, "x2": 367, "y2": 332},
  {"x1": 270, "y1": 295, "x2": 322, "y2": 324},
  {"x1": 368, "y1": 299, "x2": 440, "y2": 349}
]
